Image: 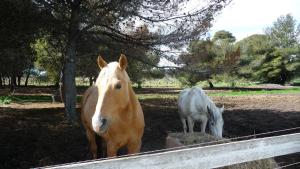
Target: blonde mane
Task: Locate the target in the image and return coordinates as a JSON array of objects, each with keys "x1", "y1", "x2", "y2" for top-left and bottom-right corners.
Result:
[{"x1": 95, "y1": 62, "x2": 130, "y2": 86}]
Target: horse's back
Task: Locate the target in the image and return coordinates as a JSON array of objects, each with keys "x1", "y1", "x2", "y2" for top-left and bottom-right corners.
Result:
[
  {"x1": 191, "y1": 87, "x2": 210, "y2": 112},
  {"x1": 178, "y1": 87, "x2": 209, "y2": 117}
]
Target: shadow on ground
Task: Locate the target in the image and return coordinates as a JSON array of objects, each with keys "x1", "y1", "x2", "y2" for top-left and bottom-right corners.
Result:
[{"x1": 0, "y1": 97, "x2": 299, "y2": 168}]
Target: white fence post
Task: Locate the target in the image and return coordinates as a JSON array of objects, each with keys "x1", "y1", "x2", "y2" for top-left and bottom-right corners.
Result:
[{"x1": 44, "y1": 133, "x2": 300, "y2": 169}]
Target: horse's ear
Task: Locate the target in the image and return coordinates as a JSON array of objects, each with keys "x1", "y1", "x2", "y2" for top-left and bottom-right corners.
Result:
[
  {"x1": 97, "y1": 55, "x2": 107, "y2": 69},
  {"x1": 220, "y1": 105, "x2": 225, "y2": 113},
  {"x1": 119, "y1": 54, "x2": 127, "y2": 71}
]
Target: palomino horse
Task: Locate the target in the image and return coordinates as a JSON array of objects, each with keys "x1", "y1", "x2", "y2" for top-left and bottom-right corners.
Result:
[
  {"x1": 178, "y1": 86, "x2": 224, "y2": 138},
  {"x1": 81, "y1": 54, "x2": 145, "y2": 158}
]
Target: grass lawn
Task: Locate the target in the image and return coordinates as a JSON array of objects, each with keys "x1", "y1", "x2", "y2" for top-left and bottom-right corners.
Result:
[
  {"x1": 1, "y1": 87, "x2": 299, "y2": 105},
  {"x1": 209, "y1": 87, "x2": 300, "y2": 96}
]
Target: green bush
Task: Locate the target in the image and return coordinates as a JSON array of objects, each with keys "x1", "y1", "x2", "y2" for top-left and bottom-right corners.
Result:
[{"x1": 0, "y1": 96, "x2": 12, "y2": 105}]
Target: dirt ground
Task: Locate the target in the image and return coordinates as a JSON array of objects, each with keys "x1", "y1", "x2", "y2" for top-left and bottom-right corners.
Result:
[{"x1": 0, "y1": 87, "x2": 299, "y2": 169}]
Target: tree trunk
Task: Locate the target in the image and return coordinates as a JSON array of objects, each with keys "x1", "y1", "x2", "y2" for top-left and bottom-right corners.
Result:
[
  {"x1": 63, "y1": 39, "x2": 78, "y2": 123},
  {"x1": 207, "y1": 79, "x2": 214, "y2": 88},
  {"x1": 12, "y1": 75, "x2": 17, "y2": 86},
  {"x1": 63, "y1": 0, "x2": 80, "y2": 123},
  {"x1": 279, "y1": 61, "x2": 288, "y2": 85},
  {"x1": 54, "y1": 81, "x2": 59, "y2": 88},
  {"x1": 2, "y1": 77, "x2": 4, "y2": 87},
  {"x1": 0, "y1": 75, "x2": 2, "y2": 88},
  {"x1": 25, "y1": 73, "x2": 30, "y2": 87},
  {"x1": 89, "y1": 76, "x2": 93, "y2": 86},
  {"x1": 17, "y1": 75, "x2": 21, "y2": 87},
  {"x1": 59, "y1": 69, "x2": 65, "y2": 103},
  {"x1": 53, "y1": 72, "x2": 63, "y2": 103},
  {"x1": 137, "y1": 81, "x2": 142, "y2": 89},
  {"x1": 10, "y1": 74, "x2": 16, "y2": 92}
]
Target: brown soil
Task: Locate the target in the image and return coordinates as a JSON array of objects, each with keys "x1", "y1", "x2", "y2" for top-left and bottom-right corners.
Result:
[{"x1": 0, "y1": 87, "x2": 299, "y2": 168}]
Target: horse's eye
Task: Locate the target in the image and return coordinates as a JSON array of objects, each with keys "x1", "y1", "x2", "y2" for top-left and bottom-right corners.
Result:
[{"x1": 115, "y1": 83, "x2": 122, "y2": 89}]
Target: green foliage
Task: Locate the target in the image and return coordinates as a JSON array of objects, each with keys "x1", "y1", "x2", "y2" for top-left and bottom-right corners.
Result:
[
  {"x1": 0, "y1": 96, "x2": 12, "y2": 105},
  {"x1": 236, "y1": 14, "x2": 300, "y2": 84},
  {"x1": 176, "y1": 31, "x2": 240, "y2": 87},
  {"x1": 75, "y1": 25, "x2": 164, "y2": 87},
  {"x1": 261, "y1": 14, "x2": 300, "y2": 84},
  {"x1": 176, "y1": 71, "x2": 203, "y2": 87},
  {"x1": 265, "y1": 14, "x2": 300, "y2": 48},
  {"x1": 253, "y1": 48, "x2": 300, "y2": 84},
  {"x1": 212, "y1": 30, "x2": 236, "y2": 43},
  {"x1": 176, "y1": 39, "x2": 215, "y2": 86},
  {"x1": 0, "y1": 0, "x2": 45, "y2": 80},
  {"x1": 292, "y1": 77, "x2": 300, "y2": 85},
  {"x1": 127, "y1": 51, "x2": 163, "y2": 88},
  {"x1": 32, "y1": 36, "x2": 64, "y2": 84},
  {"x1": 211, "y1": 73, "x2": 241, "y2": 87}
]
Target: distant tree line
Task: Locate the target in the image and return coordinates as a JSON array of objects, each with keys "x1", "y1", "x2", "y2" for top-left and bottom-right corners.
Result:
[{"x1": 176, "y1": 14, "x2": 300, "y2": 87}]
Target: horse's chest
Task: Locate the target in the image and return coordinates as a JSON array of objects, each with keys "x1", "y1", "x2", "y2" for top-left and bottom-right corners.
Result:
[{"x1": 104, "y1": 121, "x2": 135, "y2": 142}]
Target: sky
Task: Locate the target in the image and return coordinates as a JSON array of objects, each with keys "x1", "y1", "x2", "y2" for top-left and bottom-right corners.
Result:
[
  {"x1": 209, "y1": 0, "x2": 300, "y2": 41},
  {"x1": 159, "y1": 0, "x2": 300, "y2": 66}
]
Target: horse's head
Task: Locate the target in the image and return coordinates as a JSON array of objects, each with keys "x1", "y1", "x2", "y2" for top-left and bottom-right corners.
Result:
[
  {"x1": 92, "y1": 54, "x2": 130, "y2": 134},
  {"x1": 207, "y1": 105, "x2": 224, "y2": 138}
]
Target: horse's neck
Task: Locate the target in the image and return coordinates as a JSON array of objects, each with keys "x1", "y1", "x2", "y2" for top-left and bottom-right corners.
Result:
[
  {"x1": 207, "y1": 100, "x2": 219, "y2": 117},
  {"x1": 127, "y1": 83, "x2": 138, "y2": 111},
  {"x1": 116, "y1": 84, "x2": 138, "y2": 123}
]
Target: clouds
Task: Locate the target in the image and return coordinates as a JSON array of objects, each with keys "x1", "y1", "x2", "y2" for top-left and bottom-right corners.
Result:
[{"x1": 210, "y1": 0, "x2": 300, "y2": 41}]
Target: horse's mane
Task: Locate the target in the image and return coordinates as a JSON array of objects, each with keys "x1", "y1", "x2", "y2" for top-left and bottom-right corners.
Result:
[
  {"x1": 193, "y1": 87, "x2": 220, "y2": 122},
  {"x1": 95, "y1": 62, "x2": 130, "y2": 86}
]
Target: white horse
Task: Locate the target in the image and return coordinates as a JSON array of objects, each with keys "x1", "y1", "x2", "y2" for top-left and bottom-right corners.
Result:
[{"x1": 178, "y1": 86, "x2": 224, "y2": 138}]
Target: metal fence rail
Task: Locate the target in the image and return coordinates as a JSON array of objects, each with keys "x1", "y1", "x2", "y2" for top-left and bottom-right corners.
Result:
[{"x1": 45, "y1": 133, "x2": 300, "y2": 169}]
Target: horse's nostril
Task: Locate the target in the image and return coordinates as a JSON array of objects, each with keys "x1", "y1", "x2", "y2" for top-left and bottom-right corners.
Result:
[
  {"x1": 102, "y1": 118, "x2": 107, "y2": 125},
  {"x1": 99, "y1": 118, "x2": 107, "y2": 127},
  {"x1": 98, "y1": 118, "x2": 108, "y2": 133}
]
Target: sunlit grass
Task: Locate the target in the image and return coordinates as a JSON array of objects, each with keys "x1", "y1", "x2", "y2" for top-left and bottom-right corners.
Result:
[
  {"x1": 137, "y1": 87, "x2": 300, "y2": 99},
  {"x1": 137, "y1": 93, "x2": 177, "y2": 100},
  {"x1": 0, "y1": 95, "x2": 83, "y2": 104},
  {"x1": 137, "y1": 77, "x2": 182, "y2": 88},
  {"x1": 0, "y1": 95, "x2": 52, "y2": 104},
  {"x1": 1, "y1": 87, "x2": 299, "y2": 105},
  {"x1": 209, "y1": 87, "x2": 300, "y2": 96}
]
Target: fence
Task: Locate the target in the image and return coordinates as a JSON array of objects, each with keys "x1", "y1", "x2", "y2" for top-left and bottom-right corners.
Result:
[{"x1": 44, "y1": 133, "x2": 300, "y2": 169}]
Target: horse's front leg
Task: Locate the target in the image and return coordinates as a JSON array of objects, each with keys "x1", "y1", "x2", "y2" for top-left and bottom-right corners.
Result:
[
  {"x1": 187, "y1": 116, "x2": 194, "y2": 134},
  {"x1": 127, "y1": 139, "x2": 142, "y2": 155},
  {"x1": 201, "y1": 116, "x2": 208, "y2": 134},
  {"x1": 180, "y1": 117, "x2": 187, "y2": 134},
  {"x1": 106, "y1": 141, "x2": 118, "y2": 157},
  {"x1": 86, "y1": 129, "x2": 97, "y2": 159}
]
